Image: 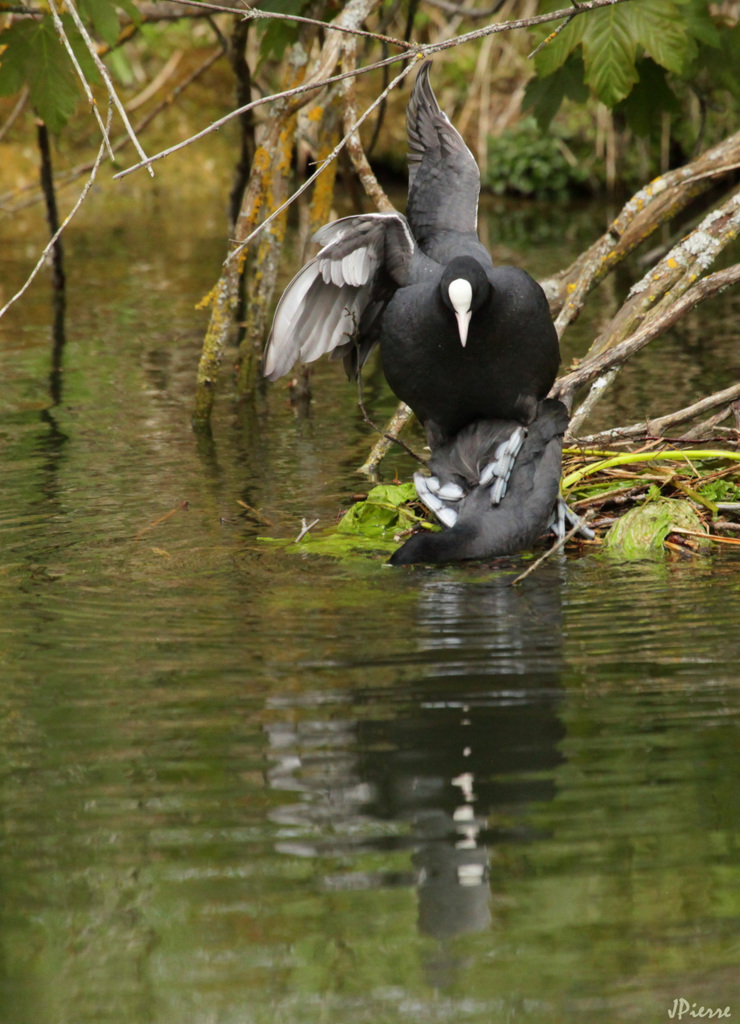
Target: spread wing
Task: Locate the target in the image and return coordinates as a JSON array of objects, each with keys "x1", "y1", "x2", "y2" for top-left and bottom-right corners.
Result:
[
  {"x1": 405, "y1": 61, "x2": 481, "y2": 244},
  {"x1": 263, "y1": 213, "x2": 415, "y2": 382}
]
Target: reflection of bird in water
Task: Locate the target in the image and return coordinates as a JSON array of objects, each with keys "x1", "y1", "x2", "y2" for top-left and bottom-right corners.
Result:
[{"x1": 264, "y1": 576, "x2": 566, "y2": 952}]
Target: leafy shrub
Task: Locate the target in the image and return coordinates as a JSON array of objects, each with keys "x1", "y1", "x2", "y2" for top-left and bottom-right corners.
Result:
[{"x1": 485, "y1": 117, "x2": 589, "y2": 199}]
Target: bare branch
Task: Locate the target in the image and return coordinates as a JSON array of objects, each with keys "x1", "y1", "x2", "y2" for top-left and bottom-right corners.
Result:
[
  {"x1": 553, "y1": 264, "x2": 740, "y2": 410},
  {"x1": 542, "y1": 127, "x2": 740, "y2": 329},
  {"x1": 527, "y1": 9, "x2": 580, "y2": 60},
  {"x1": 47, "y1": 0, "x2": 115, "y2": 159},
  {"x1": 170, "y1": 0, "x2": 414, "y2": 50},
  {"x1": 224, "y1": 56, "x2": 419, "y2": 264},
  {"x1": 63, "y1": 0, "x2": 155, "y2": 175},
  {"x1": 421, "y1": 0, "x2": 507, "y2": 19},
  {"x1": 576, "y1": 383, "x2": 740, "y2": 444},
  {"x1": 114, "y1": 0, "x2": 635, "y2": 181},
  {"x1": 341, "y1": 38, "x2": 395, "y2": 213},
  {"x1": 0, "y1": 86, "x2": 29, "y2": 143},
  {"x1": 561, "y1": 190, "x2": 740, "y2": 432},
  {"x1": 359, "y1": 403, "x2": 417, "y2": 477},
  {"x1": 0, "y1": 44, "x2": 225, "y2": 215}
]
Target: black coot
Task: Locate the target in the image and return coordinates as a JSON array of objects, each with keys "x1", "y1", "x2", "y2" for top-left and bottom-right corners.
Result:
[{"x1": 263, "y1": 62, "x2": 559, "y2": 446}]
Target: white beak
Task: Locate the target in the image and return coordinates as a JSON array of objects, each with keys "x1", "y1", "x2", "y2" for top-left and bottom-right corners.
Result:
[
  {"x1": 448, "y1": 278, "x2": 473, "y2": 348},
  {"x1": 454, "y1": 309, "x2": 471, "y2": 347}
]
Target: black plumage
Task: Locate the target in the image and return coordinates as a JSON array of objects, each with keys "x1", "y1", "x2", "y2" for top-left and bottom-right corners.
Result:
[
  {"x1": 262, "y1": 62, "x2": 559, "y2": 445},
  {"x1": 389, "y1": 400, "x2": 570, "y2": 565}
]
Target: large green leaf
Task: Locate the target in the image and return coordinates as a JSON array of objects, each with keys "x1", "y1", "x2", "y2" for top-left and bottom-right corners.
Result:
[
  {"x1": 0, "y1": 17, "x2": 83, "y2": 131},
  {"x1": 0, "y1": 13, "x2": 107, "y2": 130},
  {"x1": 30, "y1": 19, "x2": 82, "y2": 131},
  {"x1": 631, "y1": 0, "x2": 693, "y2": 75},
  {"x1": 532, "y1": 4, "x2": 586, "y2": 78},
  {"x1": 581, "y1": 5, "x2": 639, "y2": 106},
  {"x1": 524, "y1": 53, "x2": 588, "y2": 129},
  {"x1": 0, "y1": 21, "x2": 36, "y2": 95},
  {"x1": 533, "y1": 0, "x2": 698, "y2": 108}
]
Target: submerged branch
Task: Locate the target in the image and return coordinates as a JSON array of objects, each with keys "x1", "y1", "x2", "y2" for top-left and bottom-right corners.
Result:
[
  {"x1": 0, "y1": 102, "x2": 113, "y2": 321},
  {"x1": 553, "y1": 264, "x2": 740, "y2": 410},
  {"x1": 541, "y1": 127, "x2": 740, "y2": 329}
]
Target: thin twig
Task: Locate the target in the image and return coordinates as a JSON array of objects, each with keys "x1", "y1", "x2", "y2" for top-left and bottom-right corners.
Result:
[
  {"x1": 527, "y1": 8, "x2": 581, "y2": 60},
  {"x1": 671, "y1": 527, "x2": 740, "y2": 547},
  {"x1": 357, "y1": 400, "x2": 425, "y2": 465},
  {"x1": 553, "y1": 263, "x2": 740, "y2": 417},
  {"x1": 511, "y1": 512, "x2": 595, "y2": 586},
  {"x1": 0, "y1": 85, "x2": 29, "y2": 143},
  {"x1": 295, "y1": 517, "x2": 320, "y2": 542},
  {"x1": 63, "y1": 0, "x2": 155, "y2": 176},
  {"x1": 170, "y1": 0, "x2": 414, "y2": 49},
  {"x1": 0, "y1": 100, "x2": 113, "y2": 321},
  {"x1": 355, "y1": 337, "x2": 424, "y2": 465},
  {"x1": 0, "y1": 44, "x2": 225, "y2": 216},
  {"x1": 575, "y1": 382, "x2": 740, "y2": 444}
]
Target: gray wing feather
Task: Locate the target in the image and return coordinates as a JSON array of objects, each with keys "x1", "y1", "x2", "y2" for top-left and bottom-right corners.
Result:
[
  {"x1": 406, "y1": 61, "x2": 480, "y2": 240},
  {"x1": 263, "y1": 213, "x2": 414, "y2": 382}
]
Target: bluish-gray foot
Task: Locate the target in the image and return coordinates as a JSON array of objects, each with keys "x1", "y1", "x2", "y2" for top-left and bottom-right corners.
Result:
[
  {"x1": 549, "y1": 496, "x2": 595, "y2": 541},
  {"x1": 478, "y1": 426, "x2": 526, "y2": 505},
  {"x1": 413, "y1": 472, "x2": 461, "y2": 528}
]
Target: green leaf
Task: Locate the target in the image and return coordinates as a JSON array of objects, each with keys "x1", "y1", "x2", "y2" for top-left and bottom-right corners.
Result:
[
  {"x1": 701, "y1": 21, "x2": 740, "y2": 99},
  {"x1": 698, "y1": 479, "x2": 740, "y2": 503},
  {"x1": 0, "y1": 22, "x2": 34, "y2": 96},
  {"x1": 632, "y1": 0, "x2": 693, "y2": 75},
  {"x1": 259, "y1": 482, "x2": 432, "y2": 561},
  {"x1": 524, "y1": 53, "x2": 587, "y2": 129},
  {"x1": 581, "y1": 5, "x2": 639, "y2": 106},
  {"x1": 0, "y1": 17, "x2": 85, "y2": 131},
  {"x1": 532, "y1": 3, "x2": 586, "y2": 78},
  {"x1": 617, "y1": 58, "x2": 679, "y2": 136},
  {"x1": 683, "y1": 0, "x2": 721, "y2": 50},
  {"x1": 336, "y1": 482, "x2": 424, "y2": 539},
  {"x1": 533, "y1": 0, "x2": 696, "y2": 109},
  {"x1": 258, "y1": 0, "x2": 304, "y2": 64}
]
